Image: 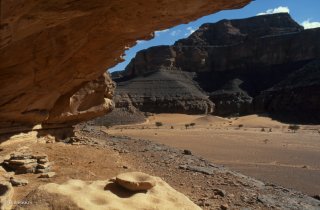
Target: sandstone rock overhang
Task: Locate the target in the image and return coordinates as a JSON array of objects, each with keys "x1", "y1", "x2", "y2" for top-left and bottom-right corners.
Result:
[{"x1": 0, "y1": 0, "x2": 252, "y2": 132}]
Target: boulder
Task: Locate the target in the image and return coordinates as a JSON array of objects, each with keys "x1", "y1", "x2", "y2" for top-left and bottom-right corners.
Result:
[
  {"x1": 17, "y1": 174, "x2": 201, "y2": 210},
  {"x1": 9, "y1": 177, "x2": 29, "y2": 187}
]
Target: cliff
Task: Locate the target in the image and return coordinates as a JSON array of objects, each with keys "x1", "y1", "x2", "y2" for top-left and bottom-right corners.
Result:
[{"x1": 113, "y1": 14, "x2": 320, "y2": 122}]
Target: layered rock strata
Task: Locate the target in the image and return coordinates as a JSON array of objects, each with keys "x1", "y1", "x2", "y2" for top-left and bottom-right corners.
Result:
[{"x1": 113, "y1": 14, "x2": 320, "y2": 121}]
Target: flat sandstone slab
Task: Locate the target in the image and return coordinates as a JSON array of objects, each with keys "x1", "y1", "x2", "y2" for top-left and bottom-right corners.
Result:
[{"x1": 17, "y1": 173, "x2": 201, "y2": 210}]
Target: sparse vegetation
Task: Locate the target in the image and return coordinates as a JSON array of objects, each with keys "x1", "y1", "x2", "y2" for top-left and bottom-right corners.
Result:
[
  {"x1": 185, "y1": 124, "x2": 190, "y2": 129},
  {"x1": 288, "y1": 124, "x2": 300, "y2": 133},
  {"x1": 155, "y1": 122, "x2": 163, "y2": 127},
  {"x1": 261, "y1": 128, "x2": 265, "y2": 132},
  {"x1": 171, "y1": 126, "x2": 174, "y2": 129},
  {"x1": 269, "y1": 128, "x2": 272, "y2": 132},
  {"x1": 190, "y1": 123, "x2": 196, "y2": 127},
  {"x1": 238, "y1": 124, "x2": 244, "y2": 128}
]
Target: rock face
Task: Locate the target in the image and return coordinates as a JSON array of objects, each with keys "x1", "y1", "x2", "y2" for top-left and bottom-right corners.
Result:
[
  {"x1": 17, "y1": 174, "x2": 201, "y2": 210},
  {"x1": 255, "y1": 60, "x2": 320, "y2": 122},
  {"x1": 0, "y1": 0, "x2": 251, "y2": 132},
  {"x1": 114, "y1": 69, "x2": 214, "y2": 114},
  {"x1": 113, "y1": 14, "x2": 320, "y2": 121}
]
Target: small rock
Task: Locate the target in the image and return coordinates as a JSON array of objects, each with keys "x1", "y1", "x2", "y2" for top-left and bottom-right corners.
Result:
[
  {"x1": 10, "y1": 152, "x2": 32, "y2": 160},
  {"x1": 119, "y1": 149, "x2": 129, "y2": 154},
  {"x1": 38, "y1": 158, "x2": 49, "y2": 164},
  {"x1": 39, "y1": 172, "x2": 56, "y2": 178},
  {"x1": 37, "y1": 162, "x2": 52, "y2": 169},
  {"x1": 9, "y1": 159, "x2": 36, "y2": 165},
  {"x1": 213, "y1": 188, "x2": 227, "y2": 197},
  {"x1": 35, "y1": 167, "x2": 51, "y2": 174},
  {"x1": 313, "y1": 195, "x2": 320, "y2": 200},
  {"x1": 183, "y1": 150, "x2": 192, "y2": 155},
  {"x1": 32, "y1": 154, "x2": 48, "y2": 159},
  {"x1": 115, "y1": 172, "x2": 156, "y2": 191},
  {"x1": 9, "y1": 177, "x2": 28, "y2": 186},
  {"x1": 220, "y1": 204, "x2": 229, "y2": 210}
]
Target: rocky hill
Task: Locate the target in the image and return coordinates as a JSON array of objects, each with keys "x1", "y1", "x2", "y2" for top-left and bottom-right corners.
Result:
[{"x1": 112, "y1": 13, "x2": 320, "y2": 122}]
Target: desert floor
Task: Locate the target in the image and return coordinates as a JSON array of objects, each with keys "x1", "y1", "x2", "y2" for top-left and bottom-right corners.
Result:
[{"x1": 106, "y1": 114, "x2": 320, "y2": 196}]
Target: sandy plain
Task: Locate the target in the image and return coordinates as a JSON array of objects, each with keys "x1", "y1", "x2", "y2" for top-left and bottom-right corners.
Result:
[{"x1": 107, "y1": 114, "x2": 320, "y2": 196}]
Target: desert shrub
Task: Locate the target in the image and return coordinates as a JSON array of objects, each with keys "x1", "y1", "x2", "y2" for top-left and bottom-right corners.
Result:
[
  {"x1": 185, "y1": 124, "x2": 190, "y2": 129},
  {"x1": 288, "y1": 124, "x2": 300, "y2": 133},
  {"x1": 190, "y1": 123, "x2": 196, "y2": 127},
  {"x1": 238, "y1": 124, "x2": 244, "y2": 128},
  {"x1": 261, "y1": 128, "x2": 265, "y2": 132},
  {"x1": 155, "y1": 122, "x2": 163, "y2": 127},
  {"x1": 171, "y1": 126, "x2": 174, "y2": 129},
  {"x1": 269, "y1": 128, "x2": 272, "y2": 132}
]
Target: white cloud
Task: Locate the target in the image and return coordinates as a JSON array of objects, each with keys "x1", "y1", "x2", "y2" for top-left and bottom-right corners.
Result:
[
  {"x1": 170, "y1": 30, "x2": 181, "y2": 36},
  {"x1": 257, "y1": 6, "x2": 290, "y2": 16},
  {"x1": 136, "y1": 40, "x2": 146, "y2": 44},
  {"x1": 301, "y1": 20, "x2": 320, "y2": 29},
  {"x1": 184, "y1": 27, "x2": 196, "y2": 36},
  {"x1": 155, "y1": 29, "x2": 169, "y2": 37}
]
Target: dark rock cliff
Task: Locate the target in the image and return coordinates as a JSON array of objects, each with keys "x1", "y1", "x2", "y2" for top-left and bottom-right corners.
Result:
[{"x1": 113, "y1": 13, "x2": 320, "y2": 122}]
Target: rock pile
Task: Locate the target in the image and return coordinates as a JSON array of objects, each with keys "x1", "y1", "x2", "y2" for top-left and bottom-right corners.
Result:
[{"x1": 2, "y1": 152, "x2": 53, "y2": 175}]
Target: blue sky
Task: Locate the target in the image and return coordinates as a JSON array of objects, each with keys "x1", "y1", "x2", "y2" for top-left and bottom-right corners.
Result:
[{"x1": 109, "y1": 0, "x2": 320, "y2": 72}]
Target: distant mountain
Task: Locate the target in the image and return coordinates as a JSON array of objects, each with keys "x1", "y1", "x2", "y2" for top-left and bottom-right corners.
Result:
[{"x1": 111, "y1": 13, "x2": 320, "y2": 123}]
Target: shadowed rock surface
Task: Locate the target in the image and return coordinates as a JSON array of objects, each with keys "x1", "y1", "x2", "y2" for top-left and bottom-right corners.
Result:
[
  {"x1": 255, "y1": 60, "x2": 320, "y2": 123},
  {"x1": 0, "y1": 0, "x2": 251, "y2": 132},
  {"x1": 113, "y1": 13, "x2": 320, "y2": 122}
]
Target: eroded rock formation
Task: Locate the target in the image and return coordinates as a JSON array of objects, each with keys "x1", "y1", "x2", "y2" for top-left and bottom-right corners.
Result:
[
  {"x1": 113, "y1": 14, "x2": 320, "y2": 122},
  {"x1": 0, "y1": 0, "x2": 251, "y2": 132},
  {"x1": 17, "y1": 173, "x2": 201, "y2": 210}
]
